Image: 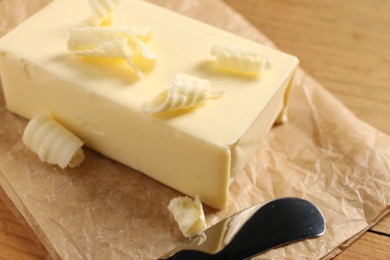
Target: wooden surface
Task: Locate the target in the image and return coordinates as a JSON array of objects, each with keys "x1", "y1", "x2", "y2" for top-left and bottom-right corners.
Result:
[
  {"x1": 0, "y1": 0, "x2": 389, "y2": 259},
  {"x1": 221, "y1": 0, "x2": 390, "y2": 259}
]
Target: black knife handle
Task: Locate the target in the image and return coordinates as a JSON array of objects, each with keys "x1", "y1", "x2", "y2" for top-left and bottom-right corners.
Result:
[{"x1": 163, "y1": 198, "x2": 325, "y2": 260}]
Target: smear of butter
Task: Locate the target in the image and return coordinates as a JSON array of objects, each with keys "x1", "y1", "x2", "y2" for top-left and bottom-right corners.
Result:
[
  {"x1": 142, "y1": 73, "x2": 223, "y2": 114},
  {"x1": 23, "y1": 114, "x2": 85, "y2": 169},
  {"x1": 168, "y1": 195, "x2": 207, "y2": 238},
  {"x1": 211, "y1": 44, "x2": 271, "y2": 75}
]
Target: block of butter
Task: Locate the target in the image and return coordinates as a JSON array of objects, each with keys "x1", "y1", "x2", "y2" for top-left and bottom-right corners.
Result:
[{"x1": 0, "y1": 0, "x2": 298, "y2": 208}]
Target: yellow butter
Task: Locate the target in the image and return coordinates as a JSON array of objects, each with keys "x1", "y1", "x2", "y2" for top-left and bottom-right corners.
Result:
[
  {"x1": 23, "y1": 114, "x2": 85, "y2": 169},
  {"x1": 210, "y1": 44, "x2": 271, "y2": 75},
  {"x1": 0, "y1": 0, "x2": 298, "y2": 208},
  {"x1": 87, "y1": 0, "x2": 120, "y2": 26},
  {"x1": 67, "y1": 26, "x2": 157, "y2": 78},
  {"x1": 142, "y1": 73, "x2": 222, "y2": 114},
  {"x1": 71, "y1": 37, "x2": 144, "y2": 78},
  {"x1": 67, "y1": 26, "x2": 153, "y2": 51},
  {"x1": 168, "y1": 195, "x2": 207, "y2": 238}
]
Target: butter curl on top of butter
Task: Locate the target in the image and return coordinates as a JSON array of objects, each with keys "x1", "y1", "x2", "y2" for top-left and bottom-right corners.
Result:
[
  {"x1": 70, "y1": 36, "x2": 144, "y2": 78},
  {"x1": 211, "y1": 44, "x2": 271, "y2": 75},
  {"x1": 67, "y1": 25, "x2": 157, "y2": 78},
  {"x1": 67, "y1": 26, "x2": 153, "y2": 51},
  {"x1": 87, "y1": 0, "x2": 120, "y2": 26},
  {"x1": 142, "y1": 73, "x2": 224, "y2": 114},
  {"x1": 168, "y1": 195, "x2": 207, "y2": 238}
]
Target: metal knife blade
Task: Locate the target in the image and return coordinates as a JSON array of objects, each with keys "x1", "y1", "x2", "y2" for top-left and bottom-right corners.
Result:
[{"x1": 159, "y1": 197, "x2": 325, "y2": 259}]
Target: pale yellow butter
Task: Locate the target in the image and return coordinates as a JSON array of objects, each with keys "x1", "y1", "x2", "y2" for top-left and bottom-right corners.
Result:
[
  {"x1": 0, "y1": 0, "x2": 298, "y2": 208},
  {"x1": 168, "y1": 195, "x2": 207, "y2": 238},
  {"x1": 67, "y1": 26, "x2": 157, "y2": 75},
  {"x1": 23, "y1": 114, "x2": 85, "y2": 169},
  {"x1": 210, "y1": 44, "x2": 272, "y2": 75},
  {"x1": 87, "y1": 0, "x2": 120, "y2": 26},
  {"x1": 142, "y1": 73, "x2": 223, "y2": 114}
]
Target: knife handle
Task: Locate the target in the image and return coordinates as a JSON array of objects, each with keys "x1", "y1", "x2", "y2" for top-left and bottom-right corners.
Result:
[
  {"x1": 160, "y1": 198, "x2": 325, "y2": 260},
  {"x1": 160, "y1": 250, "x2": 226, "y2": 260}
]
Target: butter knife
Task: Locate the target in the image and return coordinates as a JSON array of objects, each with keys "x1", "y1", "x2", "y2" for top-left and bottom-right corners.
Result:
[{"x1": 159, "y1": 197, "x2": 325, "y2": 259}]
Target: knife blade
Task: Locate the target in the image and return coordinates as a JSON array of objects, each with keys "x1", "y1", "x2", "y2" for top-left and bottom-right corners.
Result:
[{"x1": 159, "y1": 197, "x2": 325, "y2": 259}]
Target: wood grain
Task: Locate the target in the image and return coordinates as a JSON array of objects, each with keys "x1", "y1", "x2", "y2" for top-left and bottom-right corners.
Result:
[
  {"x1": 221, "y1": 0, "x2": 390, "y2": 259},
  {"x1": 0, "y1": 0, "x2": 389, "y2": 259},
  {"x1": 222, "y1": 0, "x2": 390, "y2": 136},
  {"x1": 336, "y1": 231, "x2": 390, "y2": 260},
  {"x1": 372, "y1": 214, "x2": 390, "y2": 234},
  {"x1": 0, "y1": 198, "x2": 45, "y2": 259}
]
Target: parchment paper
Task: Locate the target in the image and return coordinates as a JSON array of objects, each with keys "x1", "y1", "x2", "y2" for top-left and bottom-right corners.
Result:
[{"x1": 0, "y1": 0, "x2": 389, "y2": 259}]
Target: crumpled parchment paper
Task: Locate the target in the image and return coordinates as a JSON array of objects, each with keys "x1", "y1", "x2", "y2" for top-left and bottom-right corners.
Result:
[{"x1": 0, "y1": 0, "x2": 389, "y2": 259}]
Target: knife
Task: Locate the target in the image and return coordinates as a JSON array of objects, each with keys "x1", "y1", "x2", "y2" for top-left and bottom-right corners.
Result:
[{"x1": 159, "y1": 197, "x2": 326, "y2": 259}]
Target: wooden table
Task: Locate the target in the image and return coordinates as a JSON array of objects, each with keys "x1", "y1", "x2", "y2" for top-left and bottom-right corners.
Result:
[
  {"x1": 221, "y1": 1, "x2": 390, "y2": 259},
  {"x1": 0, "y1": 0, "x2": 389, "y2": 259}
]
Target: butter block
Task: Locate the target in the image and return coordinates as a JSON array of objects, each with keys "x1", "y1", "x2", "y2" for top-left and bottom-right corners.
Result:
[{"x1": 0, "y1": 0, "x2": 298, "y2": 208}]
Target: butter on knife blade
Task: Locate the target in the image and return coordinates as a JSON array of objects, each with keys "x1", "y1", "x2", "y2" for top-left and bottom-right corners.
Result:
[{"x1": 159, "y1": 197, "x2": 326, "y2": 259}]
